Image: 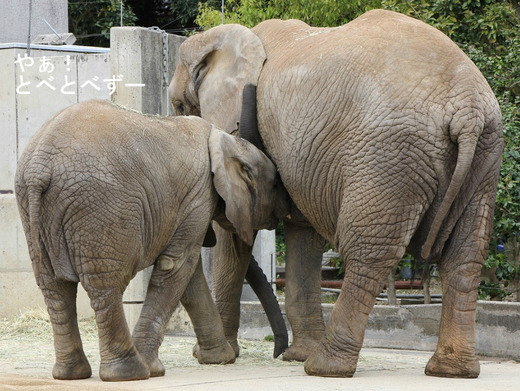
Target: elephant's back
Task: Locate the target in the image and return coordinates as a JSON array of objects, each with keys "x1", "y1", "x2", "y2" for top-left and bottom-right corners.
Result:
[{"x1": 25, "y1": 101, "x2": 214, "y2": 267}]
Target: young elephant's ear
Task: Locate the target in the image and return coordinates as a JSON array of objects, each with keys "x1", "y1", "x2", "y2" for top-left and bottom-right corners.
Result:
[
  {"x1": 209, "y1": 126, "x2": 277, "y2": 246},
  {"x1": 209, "y1": 127, "x2": 254, "y2": 245}
]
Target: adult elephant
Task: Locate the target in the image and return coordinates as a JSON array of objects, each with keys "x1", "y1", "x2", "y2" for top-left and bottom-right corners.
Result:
[{"x1": 169, "y1": 9, "x2": 503, "y2": 378}]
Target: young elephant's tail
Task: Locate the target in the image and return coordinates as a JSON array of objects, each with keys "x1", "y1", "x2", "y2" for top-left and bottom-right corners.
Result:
[
  {"x1": 420, "y1": 119, "x2": 481, "y2": 260},
  {"x1": 19, "y1": 165, "x2": 53, "y2": 287}
]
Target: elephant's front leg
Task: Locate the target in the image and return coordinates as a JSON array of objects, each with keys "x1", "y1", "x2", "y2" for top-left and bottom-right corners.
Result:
[
  {"x1": 181, "y1": 259, "x2": 236, "y2": 364},
  {"x1": 212, "y1": 225, "x2": 254, "y2": 357},
  {"x1": 282, "y1": 220, "x2": 327, "y2": 362}
]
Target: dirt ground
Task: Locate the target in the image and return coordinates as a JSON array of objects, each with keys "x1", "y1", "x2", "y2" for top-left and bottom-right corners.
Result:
[{"x1": 1, "y1": 310, "x2": 519, "y2": 391}]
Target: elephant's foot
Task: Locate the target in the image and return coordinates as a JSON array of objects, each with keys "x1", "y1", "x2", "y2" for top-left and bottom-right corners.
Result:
[
  {"x1": 425, "y1": 351, "x2": 480, "y2": 378},
  {"x1": 282, "y1": 339, "x2": 320, "y2": 362},
  {"x1": 195, "y1": 342, "x2": 236, "y2": 365},
  {"x1": 52, "y1": 349, "x2": 92, "y2": 380},
  {"x1": 193, "y1": 338, "x2": 239, "y2": 361},
  {"x1": 140, "y1": 352, "x2": 165, "y2": 377},
  {"x1": 303, "y1": 342, "x2": 358, "y2": 378},
  {"x1": 99, "y1": 351, "x2": 150, "y2": 382}
]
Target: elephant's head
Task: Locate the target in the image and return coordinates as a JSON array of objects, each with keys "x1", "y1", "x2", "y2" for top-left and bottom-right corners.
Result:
[
  {"x1": 208, "y1": 126, "x2": 281, "y2": 245},
  {"x1": 169, "y1": 25, "x2": 266, "y2": 132}
]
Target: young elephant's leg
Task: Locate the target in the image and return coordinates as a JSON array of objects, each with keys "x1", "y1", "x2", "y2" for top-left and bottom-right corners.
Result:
[
  {"x1": 181, "y1": 259, "x2": 236, "y2": 364},
  {"x1": 81, "y1": 269, "x2": 149, "y2": 382},
  {"x1": 39, "y1": 273, "x2": 91, "y2": 380},
  {"x1": 425, "y1": 192, "x2": 496, "y2": 378},
  {"x1": 212, "y1": 225, "x2": 254, "y2": 356},
  {"x1": 282, "y1": 221, "x2": 327, "y2": 362},
  {"x1": 132, "y1": 247, "x2": 202, "y2": 376}
]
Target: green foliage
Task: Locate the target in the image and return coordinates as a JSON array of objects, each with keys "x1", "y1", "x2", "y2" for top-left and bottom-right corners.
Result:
[
  {"x1": 196, "y1": 0, "x2": 383, "y2": 29},
  {"x1": 380, "y1": 0, "x2": 518, "y2": 49},
  {"x1": 264, "y1": 334, "x2": 274, "y2": 341},
  {"x1": 275, "y1": 221, "x2": 286, "y2": 265},
  {"x1": 170, "y1": 0, "x2": 221, "y2": 29},
  {"x1": 69, "y1": 0, "x2": 137, "y2": 47}
]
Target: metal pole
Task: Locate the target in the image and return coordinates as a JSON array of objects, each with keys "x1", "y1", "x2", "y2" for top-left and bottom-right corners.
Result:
[
  {"x1": 42, "y1": 18, "x2": 62, "y2": 39},
  {"x1": 120, "y1": 0, "x2": 123, "y2": 26},
  {"x1": 221, "y1": 0, "x2": 224, "y2": 25},
  {"x1": 26, "y1": 0, "x2": 33, "y2": 55}
]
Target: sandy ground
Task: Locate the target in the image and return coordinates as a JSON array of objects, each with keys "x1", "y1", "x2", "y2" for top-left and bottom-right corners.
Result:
[{"x1": 1, "y1": 311, "x2": 519, "y2": 391}]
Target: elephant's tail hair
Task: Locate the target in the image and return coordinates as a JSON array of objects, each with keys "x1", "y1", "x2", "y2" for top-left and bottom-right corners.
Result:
[{"x1": 421, "y1": 128, "x2": 480, "y2": 261}]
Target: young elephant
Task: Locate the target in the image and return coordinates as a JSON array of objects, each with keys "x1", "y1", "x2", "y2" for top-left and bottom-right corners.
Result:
[{"x1": 15, "y1": 99, "x2": 281, "y2": 382}]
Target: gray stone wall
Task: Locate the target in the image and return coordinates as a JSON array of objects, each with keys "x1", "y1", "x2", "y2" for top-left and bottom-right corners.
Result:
[{"x1": 1, "y1": 0, "x2": 68, "y2": 44}]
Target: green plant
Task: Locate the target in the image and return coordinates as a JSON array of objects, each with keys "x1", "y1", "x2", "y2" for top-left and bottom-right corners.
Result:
[
  {"x1": 69, "y1": 0, "x2": 137, "y2": 47},
  {"x1": 275, "y1": 221, "x2": 286, "y2": 265}
]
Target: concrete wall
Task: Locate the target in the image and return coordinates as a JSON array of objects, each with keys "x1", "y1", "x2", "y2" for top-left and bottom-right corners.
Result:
[
  {"x1": 1, "y1": 0, "x2": 68, "y2": 44},
  {"x1": 0, "y1": 45, "x2": 110, "y2": 318},
  {"x1": 167, "y1": 301, "x2": 520, "y2": 360}
]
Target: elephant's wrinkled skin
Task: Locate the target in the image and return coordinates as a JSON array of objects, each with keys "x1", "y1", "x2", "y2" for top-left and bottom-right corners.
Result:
[
  {"x1": 15, "y1": 100, "x2": 281, "y2": 381},
  {"x1": 169, "y1": 10, "x2": 503, "y2": 378}
]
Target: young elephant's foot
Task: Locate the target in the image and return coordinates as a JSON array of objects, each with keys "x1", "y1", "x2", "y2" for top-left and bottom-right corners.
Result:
[
  {"x1": 99, "y1": 351, "x2": 150, "y2": 382},
  {"x1": 52, "y1": 349, "x2": 92, "y2": 380},
  {"x1": 282, "y1": 339, "x2": 320, "y2": 362},
  {"x1": 195, "y1": 342, "x2": 236, "y2": 365},
  {"x1": 425, "y1": 351, "x2": 480, "y2": 378},
  {"x1": 140, "y1": 353, "x2": 165, "y2": 377},
  {"x1": 304, "y1": 341, "x2": 358, "y2": 378}
]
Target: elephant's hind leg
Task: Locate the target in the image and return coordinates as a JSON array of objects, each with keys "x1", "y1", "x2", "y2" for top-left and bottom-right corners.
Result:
[
  {"x1": 133, "y1": 245, "x2": 207, "y2": 376},
  {"x1": 425, "y1": 194, "x2": 496, "y2": 378},
  {"x1": 82, "y1": 272, "x2": 149, "y2": 382},
  {"x1": 39, "y1": 276, "x2": 91, "y2": 380},
  {"x1": 304, "y1": 245, "x2": 404, "y2": 377},
  {"x1": 181, "y1": 259, "x2": 236, "y2": 365},
  {"x1": 304, "y1": 198, "x2": 413, "y2": 377}
]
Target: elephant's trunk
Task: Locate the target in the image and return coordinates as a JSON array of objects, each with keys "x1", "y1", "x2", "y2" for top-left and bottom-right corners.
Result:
[
  {"x1": 238, "y1": 84, "x2": 264, "y2": 152},
  {"x1": 245, "y1": 255, "x2": 288, "y2": 357}
]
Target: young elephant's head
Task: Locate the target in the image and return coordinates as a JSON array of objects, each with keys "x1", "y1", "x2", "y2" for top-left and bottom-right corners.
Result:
[{"x1": 208, "y1": 126, "x2": 285, "y2": 245}]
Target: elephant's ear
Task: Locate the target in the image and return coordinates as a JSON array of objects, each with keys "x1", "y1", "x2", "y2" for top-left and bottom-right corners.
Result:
[
  {"x1": 177, "y1": 24, "x2": 266, "y2": 132},
  {"x1": 209, "y1": 126, "x2": 277, "y2": 246}
]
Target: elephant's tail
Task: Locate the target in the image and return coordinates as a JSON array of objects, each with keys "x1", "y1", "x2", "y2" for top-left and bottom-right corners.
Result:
[
  {"x1": 26, "y1": 171, "x2": 52, "y2": 287},
  {"x1": 420, "y1": 122, "x2": 481, "y2": 260}
]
